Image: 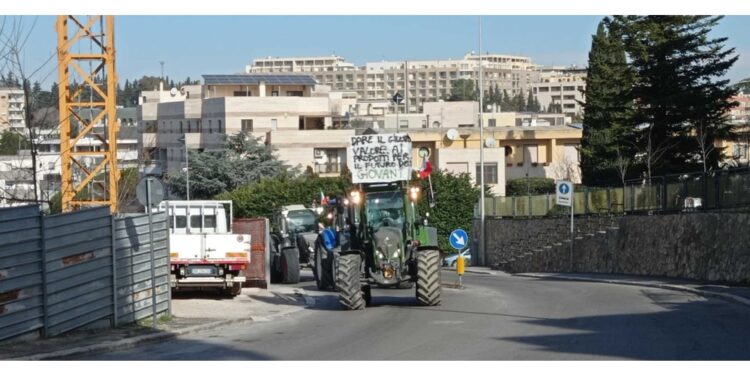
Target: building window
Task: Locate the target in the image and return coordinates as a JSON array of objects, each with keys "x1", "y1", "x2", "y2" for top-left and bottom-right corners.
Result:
[
  {"x1": 241, "y1": 119, "x2": 253, "y2": 132},
  {"x1": 733, "y1": 143, "x2": 748, "y2": 160},
  {"x1": 271, "y1": 90, "x2": 279, "y2": 97},
  {"x1": 432, "y1": 121, "x2": 441, "y2": 128},
  {"x1": 475, "y1": 163, "x2": 498, "y2": 184},
  {"x1": 179, "y1": 121, "x2": 183, "y2": 133},
  {"x1": 458, "y1": 124, "x2": 474, "y2": 128},
  {"x1": 399, "y1": 119, "x2": 409, "y2": 129},
  {"x1": 286, "y1": 91, "x2": 303, "y2": 97},
  {"x1": 488, "y1": 119, "x2": 496, "y2": 127},
  {"x1": 218, "y1": 120, "x2": 223, "y2": 133},
  {"x1": 271, "y1": 119, "x2": 278, "y2": 130},
  {"x1": 233, "y1": 91, "x2": 250, "y2": 97},
  {"x1": 523, "y1": 144, "x2": 539, "y2": 166},
  {"x1": 314, "y1": 148, "x2": 343, "y2": 173},
  {"x1": 422, "y1": 120, "x2": 427, "y2": 128}
]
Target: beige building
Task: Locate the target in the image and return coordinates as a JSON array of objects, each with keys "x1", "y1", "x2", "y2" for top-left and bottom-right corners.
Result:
[
  {"x1": 247, "y1": 53, "x2": 540, "y2": 113},
  {"x1": 139, "y1": 74, "x2": 354, "y2": 176},
  {"x1": 531, "y1": 66, "x2": 587, "y2": 118},
  {"x1": 382, "y1": 101, "x2": 569, "y2": 130},
  {"x1": 0, "y1": 86, "x2": 26, "y2": 132}
]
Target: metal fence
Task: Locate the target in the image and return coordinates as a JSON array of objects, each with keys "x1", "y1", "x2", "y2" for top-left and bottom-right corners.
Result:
[
  {"x1": 481, "y1": 168, "x2": 750, "y2": 218},
  {"x1": 0, "y1": 205, "x2": 169, "y2": 342}
]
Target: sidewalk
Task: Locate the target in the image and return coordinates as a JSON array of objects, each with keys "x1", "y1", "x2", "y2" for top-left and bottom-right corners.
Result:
[
  {"x1": 0, "y1": 286, "x2": 310, "y2": 361},
  {"x1": 458, "y1": 266, "x2": 750, "y2": 308}
]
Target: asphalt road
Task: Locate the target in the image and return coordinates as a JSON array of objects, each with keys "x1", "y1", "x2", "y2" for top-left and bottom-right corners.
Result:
[{"x1": 86, "y1": 269, "x2": 750, "y2": 360}]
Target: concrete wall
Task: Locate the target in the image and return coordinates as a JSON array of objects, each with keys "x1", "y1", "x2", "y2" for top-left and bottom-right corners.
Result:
[{"x1": 484, "y1": 212, "x2": 750, "y2": 284}]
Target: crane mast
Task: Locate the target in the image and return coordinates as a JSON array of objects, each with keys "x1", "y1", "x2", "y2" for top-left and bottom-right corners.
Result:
[{"x1": 56, "y1": 15, "x2": 119, "y2": 213}]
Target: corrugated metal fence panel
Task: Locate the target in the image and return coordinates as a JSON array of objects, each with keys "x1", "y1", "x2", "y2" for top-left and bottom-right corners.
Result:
[
  {"x1": 43, "y1": 206, "x2": 114, "y2": 337},
  {"x1": 0, "y1": 205, "x2": 43, "y2": 341},
  {"x1": 114, "y1": 213, "x2": 170, "y2": 325}
]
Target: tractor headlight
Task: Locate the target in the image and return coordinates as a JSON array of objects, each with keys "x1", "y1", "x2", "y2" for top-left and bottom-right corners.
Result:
[
  {"x1": 350, "y1": 190, "x2": 361, "y2": 205},
  {"x1": 409, "y1": 186, "x2": 420, "y2": 202}
]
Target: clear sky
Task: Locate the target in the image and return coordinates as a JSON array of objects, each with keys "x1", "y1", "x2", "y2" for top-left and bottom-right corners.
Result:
[{"x1": 12, "y1": 15, "x2": 750, "y2": 90}]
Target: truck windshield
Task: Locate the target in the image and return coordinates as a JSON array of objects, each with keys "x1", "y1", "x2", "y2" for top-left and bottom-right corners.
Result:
[
  {"x1": 286, "y1": 210, "x2": 318, "y2": 233},
  {"x1": 365, "y1": 191, "x2": 404, "y2": 231}
]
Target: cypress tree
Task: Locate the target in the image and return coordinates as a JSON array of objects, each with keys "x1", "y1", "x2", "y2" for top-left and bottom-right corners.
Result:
[{"x1": 581, "y1": 18, "x2": 636, "y2": 186}]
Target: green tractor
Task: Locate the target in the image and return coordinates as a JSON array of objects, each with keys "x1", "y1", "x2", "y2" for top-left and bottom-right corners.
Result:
[{"x1": 314, "y1": 181, "x2": 442, "y2": 310}]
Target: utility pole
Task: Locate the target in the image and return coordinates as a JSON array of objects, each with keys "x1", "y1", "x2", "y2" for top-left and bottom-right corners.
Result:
[
  {"x1": 478, "y1": 16, "x2": 485, "y2": 266},
  {"x1": 22, "y1": 79, "x2": 39, "y2": 204}
]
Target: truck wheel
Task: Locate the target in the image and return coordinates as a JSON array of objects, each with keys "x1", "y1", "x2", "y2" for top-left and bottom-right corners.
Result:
[
  {"x1": 281, "y1": 247, "x2": 300, "y2": 284},
  {"x1": 228, "y1": 283, "x2": 242, "y2": 297},
  {"x1": 314, "y1": 245, "x2": 334, "y2": 290},
  {"x1": 336, "y1": 253, "x2": 365, "y2": 310},
  {"x1": 416, "y1": 250, "x2": 442, "y2": 306}
]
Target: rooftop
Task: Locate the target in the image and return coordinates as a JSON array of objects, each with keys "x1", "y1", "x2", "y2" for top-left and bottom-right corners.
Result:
[{"x1": 202, "y1": 74, "x2": 317, "y2": 86}]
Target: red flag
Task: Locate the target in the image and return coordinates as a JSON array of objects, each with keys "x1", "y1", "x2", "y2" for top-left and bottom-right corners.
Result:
[{"x1": 419, "y1": 159, "x2": 432, "y2": 179}]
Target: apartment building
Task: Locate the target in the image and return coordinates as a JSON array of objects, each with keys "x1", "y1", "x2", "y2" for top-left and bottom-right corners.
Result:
[
  {"x1": 382, "y1": 101, "x2": 569, "y2": 129},
  {"x1": 0, "y1": 86, "x2": 26, "y2": 132},
  {"x1": 0, "y1": 107, "x2": 141, "y2": 208},
  {"x1": 247, "y1": 53, "x2": 540, "y2": 113},
  {"x1": 531, "y1": 66, "x2": 586, "y2": 118},
  {"x1": 722, "y1": 93, "x2": 750, "y2": 167},
  {"x1": 138, "y1": 74, "x2": 355, "y2": 176},
  {"x1": 401, "y1": 125, "x2": 581, "y2": 196}
]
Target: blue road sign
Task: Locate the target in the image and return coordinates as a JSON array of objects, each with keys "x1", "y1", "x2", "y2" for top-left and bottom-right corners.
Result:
[
  {"x1": 449, "y1": 228, "x2": 469, "y2": 250},
  {"x1": 559, "y1": 183, "x2": 570, "y2": 194}
]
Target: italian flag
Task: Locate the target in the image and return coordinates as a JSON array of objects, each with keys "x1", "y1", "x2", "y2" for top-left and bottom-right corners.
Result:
[{"x1": 320, "y1": 189, "x2": 329, "y2": 205}]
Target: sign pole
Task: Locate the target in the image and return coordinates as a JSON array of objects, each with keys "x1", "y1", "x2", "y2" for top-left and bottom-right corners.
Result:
[{"x1": 570, "y1": 192, "x2": 574, "y2": 272}]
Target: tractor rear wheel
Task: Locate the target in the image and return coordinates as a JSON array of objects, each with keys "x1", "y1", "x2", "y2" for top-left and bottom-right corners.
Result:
[
  {"x1": 314, "y1": 245, "x2": 334, "y2": 290},
  {"x1": 336, "y1": 253, "x2": 365, "y2": 310},
  {"x1": 416, "y1": 250, "x2": 441, "y2": 306},
  {"x1": 281, "y1": 247, "x2": 300, "y2": 284}
]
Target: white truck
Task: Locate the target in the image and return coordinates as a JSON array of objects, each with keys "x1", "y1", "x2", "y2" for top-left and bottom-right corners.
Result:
[{"x1": 155, "y1": 200, "x2": 250, "y2": 296}]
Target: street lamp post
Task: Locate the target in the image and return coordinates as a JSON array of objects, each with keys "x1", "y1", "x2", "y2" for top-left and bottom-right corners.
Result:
[{"x1": 478, "y1": 16, "x2": 485, "y2": 267}]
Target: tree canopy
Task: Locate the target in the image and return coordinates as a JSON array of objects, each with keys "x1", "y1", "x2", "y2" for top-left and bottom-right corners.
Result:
[{"x1": 168, "y1": 131, "x2": 293, "y2": 199}]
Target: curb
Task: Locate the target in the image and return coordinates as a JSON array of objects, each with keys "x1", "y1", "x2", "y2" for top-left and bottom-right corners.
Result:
[
  {"x1": 516, "y1": 274, "x2": 750, "y2": 309},
  {"x1": 12, "y1": 293, "x2": 313, "y2": 361}
]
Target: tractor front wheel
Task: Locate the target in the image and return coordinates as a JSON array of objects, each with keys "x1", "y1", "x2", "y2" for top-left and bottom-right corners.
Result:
[
  {"x1": 336, "y1": 253, "x2": 365, "y2": 310},
  {"x1": 416, "y1": 250, "x2": 442, "y2": 306}
]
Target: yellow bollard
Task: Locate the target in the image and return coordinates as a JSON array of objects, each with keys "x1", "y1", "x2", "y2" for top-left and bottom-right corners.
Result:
[{"x1": 456, "y1": 255, "x2": 465, "y2": 276}]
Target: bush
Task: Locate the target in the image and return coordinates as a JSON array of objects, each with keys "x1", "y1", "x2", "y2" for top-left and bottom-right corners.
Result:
[
  {"x1": 411, "y1": 170, "x2": 481, "y2": 253},
  {"x1": 506, "y1": 177, "x2": 556, "y2": 196},
  {"x1": 217, "y1": 174, "x2": 351, "y2": 218}
]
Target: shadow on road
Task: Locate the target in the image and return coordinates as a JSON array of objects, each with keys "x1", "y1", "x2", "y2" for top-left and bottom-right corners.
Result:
[
  {"x1": 494, "y1": 288, "x2": 750, "y2": 360},
  {"x1": 88, "y1": 335, "x2": 277, "y2": 360}
]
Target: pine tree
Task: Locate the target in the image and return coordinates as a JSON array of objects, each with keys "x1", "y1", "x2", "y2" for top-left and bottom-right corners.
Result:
[
  {"x1": 617, "y1": 15, "x2": 738, "y2": 178},
  {"x1": 501, "y1": 89, "x2": 511, "y2": 111},
  {"x1": 512, "y1": 90, "x2": 525, "y2": 112},
  {"x1": 581, "y1": 18, "x2": 636, "y2": 186},
  {"x1": 526, "y1": 90, "x2": 537, "y2": 112}
]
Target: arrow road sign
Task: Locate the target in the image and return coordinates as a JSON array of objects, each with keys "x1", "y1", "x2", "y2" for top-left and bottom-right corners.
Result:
[
  {"x1": 450, "y1": 228, "x2": 469, "y2": 250},
  {"x1": 392, "y1": 92, "x2": 404, "y2": 104},
  {"x1": 556, "y1": 180, "x2": 573, "y2": 207}
]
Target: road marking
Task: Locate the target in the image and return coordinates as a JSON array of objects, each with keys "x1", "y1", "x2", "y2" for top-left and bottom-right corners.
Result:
[{"x1": 431, "y1": 320, "x2": 464, "y2": 325}]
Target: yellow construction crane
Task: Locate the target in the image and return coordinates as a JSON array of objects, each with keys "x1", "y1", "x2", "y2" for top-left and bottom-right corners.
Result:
[{"x1": 56, "y1": 16, "x2": 119, "y2": 213}]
